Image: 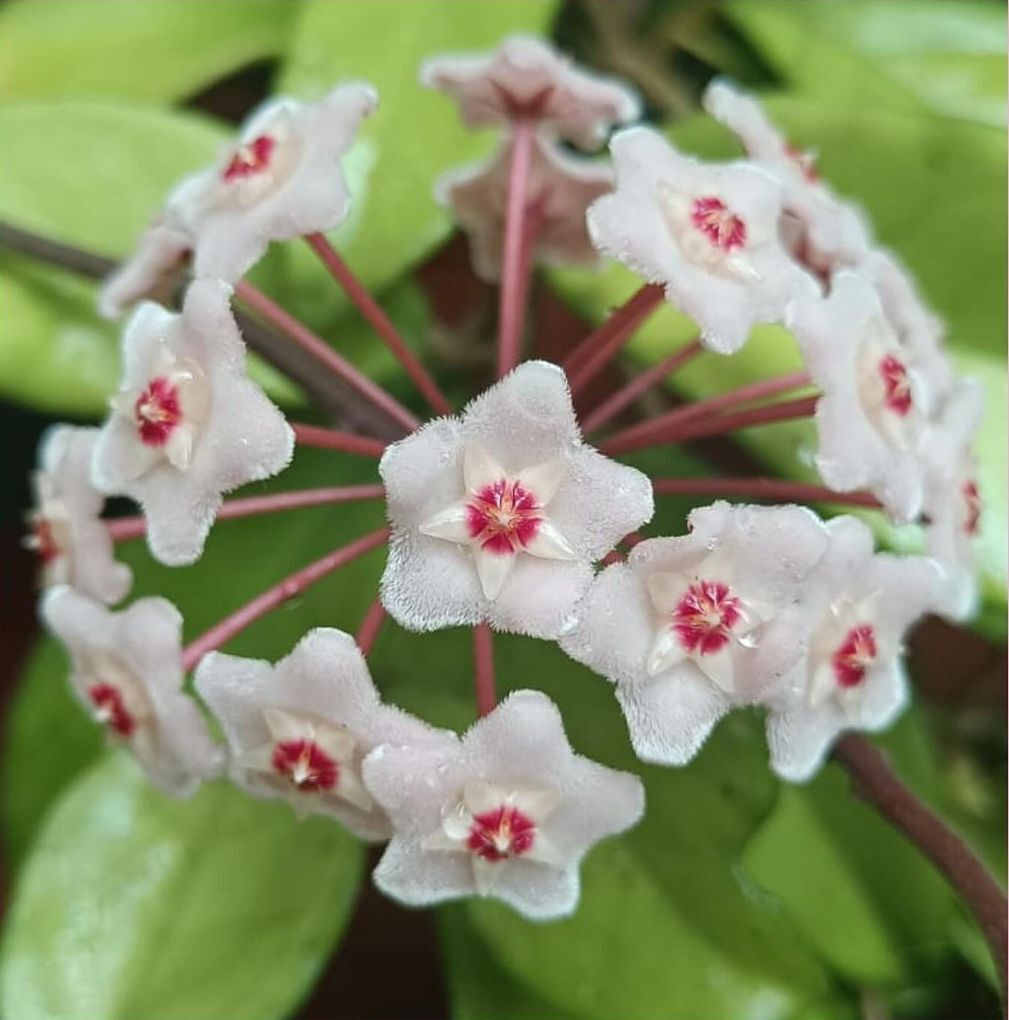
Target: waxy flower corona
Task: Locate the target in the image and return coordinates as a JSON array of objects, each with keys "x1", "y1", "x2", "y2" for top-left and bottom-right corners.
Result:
[{"x1": 26, "y1": 35, "x2": 990, "y2": 928}]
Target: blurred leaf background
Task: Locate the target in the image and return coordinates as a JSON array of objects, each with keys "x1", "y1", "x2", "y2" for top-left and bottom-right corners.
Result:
[{"x1": 0, "y1": 2, "x2": 1004, "y2": 1019}]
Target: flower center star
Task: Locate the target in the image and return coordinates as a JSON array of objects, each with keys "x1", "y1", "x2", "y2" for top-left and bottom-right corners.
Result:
[
  {"x1": 691, "y1": 196, "x2": 747, "y2": 252},
  {"x1": 222, "y1": 135, "x2": 276, "y2": 183},
  {"x1": 831, "y1": 624, "x2": 877, "y2": 688},
  {"x1": 466, "y1": 480, "x2": 542, "y2": 555},
  {"x1": 272, "y1": 738, "x2": 339, "y2": 793},
  {"x1": 785, "y1": 143, "x2": 819, "y2": 182},
  {"x1": 467, "y1": 804, "x2": 537, "y2": 862},
  {"x1": 87, "y1": 682, "x2": 137, "y2": 737},
  {"x1": 672, "y1": 580, "x2": 743, "y2": 655},
  {"x1": 30, "y1": 516, "x2": 62, "y2": 565},
  {"x1": 879, "y1": 354, "x2": 912, "y2": 417},
  {"x1": 134, "y1": 376, "x2": 183, "y2": 446},
  {"x1": 962, "y1": 479, "x2": 981, "y2": 536}
]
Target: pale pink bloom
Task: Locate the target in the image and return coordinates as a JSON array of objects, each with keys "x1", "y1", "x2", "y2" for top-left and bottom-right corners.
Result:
[
  {"x1": 787, "y1": 270, "x2": 927, "y2": 522},
  {"x1": 195, "y1": 628, "x2": 443, "y2": 841},
  {"x1": 363, "y1": 690, "x2": 644, "y2": 920},
  {"x1": 421, "y1": 35, "x2": 639, "y2": 150},
  {"x1": 588, "y1": 126, "x2": 819, "y2": 354},
  {"x1": 106, "y1": 84, "x2": 375, "y2": 289},
  {"x1": 919, "y1": 378, "x2": 985, "y2": 620},
  {"x1": 765, "y1": 516, "x2": 941, "y2": 781},
  {"x1": 25, "y1": 426, "x2": 131, "y2": 604},
  {"x1": 438, "y1": 135, "x2": 612, "y2": 282},
  {"x1": 92, "y1": 278, "x2": 293, "y2": 566},
  {"x1": 98, "y1": 216, "x2": 192, "y2": 320},
  {"x1": 41, "y1": 585, "x2": 222, "y2": 796},
  {"x1": 379, "y1": 360, "x2": 654, "y2": 638},
  {"x1": 703, "y1": 79, "x2": 871, "y2": 276},
  {"x1": 561, "y1": 502, "x2": 831, "y2": 765}
]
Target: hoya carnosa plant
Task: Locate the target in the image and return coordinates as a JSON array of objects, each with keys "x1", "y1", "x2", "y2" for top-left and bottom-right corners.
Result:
[{"x1": 22, "y1": 34, "x2": 998, "y2": 952}]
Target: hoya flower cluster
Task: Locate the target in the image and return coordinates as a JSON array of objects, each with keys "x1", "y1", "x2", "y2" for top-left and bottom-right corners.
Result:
[{"x1": 30, "y1": 36, "x2": 983, "y2": 922}]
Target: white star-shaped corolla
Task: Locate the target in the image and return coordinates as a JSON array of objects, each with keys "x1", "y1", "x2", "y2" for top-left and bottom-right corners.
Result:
[
  {"x1": 41, "y1": 585, "x2": 222, "y2": 796},
  {"x1": 788, "y1": 270, "x2": 929, "y2": 522},
  {"x1": 422, "y1": 35, "x2": 639, "y2": 150},
  {"x1": 92, "y1": 278, "x2": 294, "y2": 566},
  {"x1": 561, "y1": 502, "x2": 831, "y2": 765},
  {"x1": 763, "y1": 516, "x2": 941, "y2": 781},
  {"x1": 587, "y1": 126, "x2": 819, "y2": 354},
  {"x1": 919, "y1": 377, "x2": 985, "y2": 621},
  {"x1": 195, "y1": 628, "x2": 444, "y2": 840},
  {"x1": 438, "y1": 135, "x2": 613, "y2": 282},
  {"x1": 362, "y1": 690, "x2": 644, "y2": 920},
  {"x1": 25, "y1": 425, "x2": 131, "y2": 604},
  {"x1": 379, "y1": 360, "x2": 654, "y2": 638}
]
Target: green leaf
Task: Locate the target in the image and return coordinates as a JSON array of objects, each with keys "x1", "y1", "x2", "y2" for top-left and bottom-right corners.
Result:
[
  {"x1": 726, "y1": 0, "x2": 1007, "y2": 127},
  {"x1": 0, "y1": 0, "x2": 296, "y2": 104},
  {"x1": 1, "y1": 447, "x2": 387, "y2": 865},
  {"x1": 551, "y1": 96, "x2": 1008, "y2": 632},
  {"x1": 0, "y1": 751, "x2": 363, "y2": 1020},
  {"x1": 273, "y1": 0, "x2": 557, "y2": 322},
  {"x1": 743, "y1": 707, "x2": 955, "y2": 988}
]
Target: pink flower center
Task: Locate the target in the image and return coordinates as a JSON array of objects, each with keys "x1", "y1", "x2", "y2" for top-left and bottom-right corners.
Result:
[
  {"x1": 672, "y1": 580, "x2": 743, "y2": 655},
  {"x1": 88, "y1": 683, "x2": 136, "y2": 737},
  {"x1": 222, "y1": 135, "x2": 276, "y2": 183},
  {"x1": 466, "y1": 480, "x2": 543, "y2": 556},
  {"x1": 879, "y1": 354, "x2": 912, "y2": 416},
  {"x1": 134, "y1": 376, "x2": 183, "y2": 447},
  {"x1": 272, "y1": 739, "x2": 339, "y2": 793},
  {"x1": 467, "y1": 804, "x2": 536, "y2": 862},
  {"x1": 32, "y1": 517, "x2": 62, "y2": 565},
  {"x1": 785, "y1": 143, "x2": 818, "y2": 182},
  {"x1": 963, "y1": 479, "x2": 981, "y2": 536},
  {"x1": 831, "y1": 625, "x2": 877, "y2": 688},
  {"x1": 691, "y1": 196, "x2": 747, "y2": 251}
]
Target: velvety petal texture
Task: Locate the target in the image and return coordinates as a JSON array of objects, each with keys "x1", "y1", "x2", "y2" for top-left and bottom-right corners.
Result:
[
  {"x1": 438, "y1": 136, "x2": 612, "y2": 282},
  {"x1": 195, "y1": 628, "x2": 445, "y2": 840},
  {"x1": 92, "y1": 279, "x2": 294, "y2": 566},
  {"x1": 787, "y1": 270, "x2": 927, "y2": 522},
  {"x1": 28, "y1": 425, "x2": 131, "y2": 604},
  {"x1": 422, "y1": 35, "x2": 639, "y2": 150},
  {"x1": 41, "y1": 585, "x2": 222, "y2": 796},
  {"x1": 380, "y1": 360, "x2": 654, "y2": 637},
  {"x1": 561, "y1": 502, "x2": 831, "y2": 765},
  {"x1": 764, "y1": 516, "x2": 942, "y2": 781},
  {"x1": 363, "y1": 690, "x2": 644, "y2": 919},
  {"x1": 588, "y1": 126, "x2": 819, "y2": 354}
]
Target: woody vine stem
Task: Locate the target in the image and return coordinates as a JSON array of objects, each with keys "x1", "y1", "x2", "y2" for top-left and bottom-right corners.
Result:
[{"x1": 3, "y1": 218, "x2": 1005, "y2": 1002}]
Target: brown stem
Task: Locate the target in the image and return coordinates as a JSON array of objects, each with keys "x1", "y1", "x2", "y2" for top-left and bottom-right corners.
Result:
[
  {"x1": 0, "y1": 219, "x2": 401, "y2": 439},
  {"x1": 833, "y1": 733, "x2": 1007, "y2": 1004}
]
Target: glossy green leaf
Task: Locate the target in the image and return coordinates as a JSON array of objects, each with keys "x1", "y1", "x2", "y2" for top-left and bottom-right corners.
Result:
[
  {"x1": 0, "y1": 0, "x2": 295, "y2": 103},
  {"x1": 726, "y1": 0, "x2": 1007, "y2": 127},
  {"x1": 273, "y1": 0, "x2": 557, "y2": 322},
  {"x1": 744, "y1": 707, "x2": 954, "y2": 988},
  {"x1": 551, "y1": 96, "x2": 1008, "y2": 633},
  {"x1": 0, "y1": 751, "x2": 363, "y2": 1020}
]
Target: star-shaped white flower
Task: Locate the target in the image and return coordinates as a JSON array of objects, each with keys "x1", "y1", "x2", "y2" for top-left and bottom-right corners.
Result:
[
  {"x1": 379, "y1": 360, "x2": 654, "y2": 638},
  {"x1": 787, "y1": 270, "x2": 928, "y2": 522},
  {"x1": 422, "y1": 35, "x2": 639, "y2": 150},
  {"x1": 438, "y1": 135, "x2": 612, "y2": 283},
  {"x1": 560, "y1": 502, "x2": 831, "y2": 765},
  {"x1": 362, "y1": 690, "x2": 644, "y2": 920},
  {"x1": 763, "y1": 516, "x2": 941, "y2": 781},
  {"x1": 703, "y1": 79, "x2": 872, "y2": 276},
  {"x1": 91, "y1": 278, "x2": 294, "y2": 566},
  {"x1": 919, "y1": 377, "x2": 985, "y2": 621},
  {"x1": 587, "y1": 126, "x2": 819, "y2": 354},
  {"x1": 25, "y1": 425, "x2": 131, "y2": 604},
  {"x1": 194, "y1": 628, "x2": 445, "y2": 841},
  {"x1": 98, "y1": 214, "x2": 192, "y2": 320},
  {"x1": 41, "y1": 585, "x2": 222, "y2": 796}
]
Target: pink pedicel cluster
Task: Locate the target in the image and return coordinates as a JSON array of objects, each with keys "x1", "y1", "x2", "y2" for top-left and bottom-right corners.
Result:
[{"x1": 29, "y1": 36, "x2": 984, "y2": 921}]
